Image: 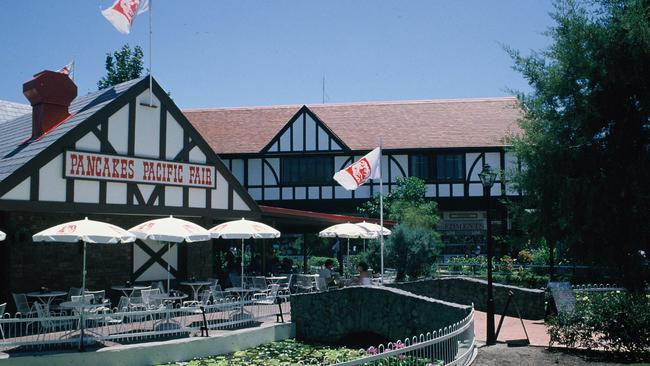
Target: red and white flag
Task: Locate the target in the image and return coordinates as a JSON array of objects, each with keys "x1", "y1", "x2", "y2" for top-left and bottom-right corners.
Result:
[
  {"x1": 57, "y1": 61, "x2": 73, "y2": 76},
  {"x1": 333, "y1": 147, "x2": 382, "y2": 190},
  {"x1": 101, "y1": 0, "x2": 149, "y2": 34}
]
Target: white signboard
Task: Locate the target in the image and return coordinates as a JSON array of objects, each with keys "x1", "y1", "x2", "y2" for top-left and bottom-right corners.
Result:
[{"x1": 64, "y1": 150, "x2": 216, "y2": 188}]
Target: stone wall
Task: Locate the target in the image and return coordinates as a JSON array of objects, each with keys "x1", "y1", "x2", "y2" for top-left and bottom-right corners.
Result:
[
  {"x1": 290, "y1": 285, "x2": 471, "y2": 344},
  {"x1": 388, "y1": 277, "x2": 545, "y2": 320}
]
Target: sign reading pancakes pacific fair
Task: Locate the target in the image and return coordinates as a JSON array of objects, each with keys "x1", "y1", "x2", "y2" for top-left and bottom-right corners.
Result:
[{"x1": 64, "y1": 150, "x2": 216, "y2": 188}]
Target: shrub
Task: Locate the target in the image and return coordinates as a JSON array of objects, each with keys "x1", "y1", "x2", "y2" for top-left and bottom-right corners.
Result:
[
  {"x1": 308, "y1": 256, "x2": 339, "y2": 270},
  {"x1": 548, "y1": 291, "x2": 650, "y2": 358},
  {"x1": 517, "y1": 249, "x2": 533, "y2": 264}
]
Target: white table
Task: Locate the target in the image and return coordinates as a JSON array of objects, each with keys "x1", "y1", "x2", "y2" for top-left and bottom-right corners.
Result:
[
  {"x1": 111, "y1": 285, "x2": 150, "y2": 298},
  {"x1": 179, "y1": 281, "x2": 212, "y2": 301},
  {"x1": 59, "y1": 300, "x2": 110, "y2": 343},
  {"x1": 26, "y1": 291, "x2": 67, "y2": 312},
  {"x1": 265, "y1": 276, "x2": 287, "y2": 285},
  {"x1": 150, "y1": 293, "x2": 188, "y2": 331}
]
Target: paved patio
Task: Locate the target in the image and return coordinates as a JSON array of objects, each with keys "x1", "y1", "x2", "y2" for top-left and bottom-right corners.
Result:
[
  {"x1": 473, "y1": 310, "x2": 549, "y2": 347},
  {"x1": 474, "y1": 310, "x2": 550, "y2": 347}
]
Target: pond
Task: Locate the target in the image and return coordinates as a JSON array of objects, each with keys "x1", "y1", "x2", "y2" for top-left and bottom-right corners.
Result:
[
  {"x1": 156, "y1": 339, "x2": 365, "y2": 365},
  {"x1": 157, "y1": 339, "x2": 445, "y2": 366}
]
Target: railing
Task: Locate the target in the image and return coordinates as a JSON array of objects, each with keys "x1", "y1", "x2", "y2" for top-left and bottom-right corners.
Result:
[
  {"x1": 330, "y1": 308, "x2": 475, "y2": 366},
  {"x1": 0, "y1": 296, "x2": 290, "y2": 351}
]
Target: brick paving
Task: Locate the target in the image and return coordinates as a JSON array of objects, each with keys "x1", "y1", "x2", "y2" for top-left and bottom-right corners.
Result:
[{"x1": 473, "y1": 310, "x2": 550, "y2": 347}]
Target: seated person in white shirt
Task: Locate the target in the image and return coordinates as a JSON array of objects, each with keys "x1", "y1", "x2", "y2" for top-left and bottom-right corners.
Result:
[
  {"x1": 356, "y1": 261, "x2": 371, "y2": 285},
  {"x1": 318, "y1": 259, "x2": 338, "y2": 287}
]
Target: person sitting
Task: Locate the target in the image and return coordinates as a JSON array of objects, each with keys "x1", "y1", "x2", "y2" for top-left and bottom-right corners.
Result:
[
  {"x1": 318, "y1": 259, "x2": 338, "y2": 287},
  {"x1": 356, "y1": 261, "x2": 371, "y2": 285}
]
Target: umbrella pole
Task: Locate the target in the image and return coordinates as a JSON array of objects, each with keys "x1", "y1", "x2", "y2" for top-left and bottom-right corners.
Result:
[
  {"x1": 79, "y1": 241, "x2": 86, "y2": 351},
  {"x1": 167, "y1": 242, "x2": 171, "y2": 294},
  {"x1": 241, "y1": 239, "x2": 245, "y2": 289},
  {"x1": 346, "y1": 238, "x2": 350, "y2": 278}
]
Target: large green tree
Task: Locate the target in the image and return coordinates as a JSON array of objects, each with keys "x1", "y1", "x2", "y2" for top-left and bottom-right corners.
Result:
[
  {"x1": 97, "y1": 44, "x2": 144, "y2": 90},
  {"x1": 508, "y1": 0, "x2": 650, "y2": 291},
  {"x1": 358, "y1": 177, "x2": 443, "y2": 281}
]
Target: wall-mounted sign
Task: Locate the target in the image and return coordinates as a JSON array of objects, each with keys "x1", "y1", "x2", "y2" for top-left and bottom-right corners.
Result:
[
  {"x1": 64, "y1": 150, "x2": 216, "y2": 188},
  {"x1": 437, "y1": 220, "x2": 486, "y2": 234}
]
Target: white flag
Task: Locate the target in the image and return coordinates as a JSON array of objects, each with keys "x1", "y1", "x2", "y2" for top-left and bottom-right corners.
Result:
[
  {"x1": 333, "y1": 147, "x2": 381, "y2": 190},
  {"x1": 57, "y1": 61, "x2": 73, "y2": 76},
  {"x1": 101, "y1": 0, "x2": 149, "y2": 34}
]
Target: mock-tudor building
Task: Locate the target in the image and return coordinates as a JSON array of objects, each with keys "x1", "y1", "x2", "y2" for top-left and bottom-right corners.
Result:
[
  {"x1": 184, "y1": 98, "x2": 523, "y2": 256},
  {"x1": 0, "y1": 72, "x2": 260, "y2": 306}
]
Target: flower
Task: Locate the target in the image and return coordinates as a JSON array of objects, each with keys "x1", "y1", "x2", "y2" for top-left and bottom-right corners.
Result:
[{"x1": 367, "y1": 346, "x2": 378, "y2": 355}]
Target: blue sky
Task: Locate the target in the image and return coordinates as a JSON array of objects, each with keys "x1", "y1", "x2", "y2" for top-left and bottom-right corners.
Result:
[{"x1": 0, "y1": 1, "x2": 554, "y2": 109}]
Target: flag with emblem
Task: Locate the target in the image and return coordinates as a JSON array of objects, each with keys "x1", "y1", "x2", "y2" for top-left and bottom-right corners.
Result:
[
  {"x1": 57, "y1": 61, "x2": 73, "y2": 76},
  {"x1": 101, "y1": 0, "x2": 149, "y2": 34},
  {"x1": 333, "y1": 147, "x2": 381, "y2": 190}
]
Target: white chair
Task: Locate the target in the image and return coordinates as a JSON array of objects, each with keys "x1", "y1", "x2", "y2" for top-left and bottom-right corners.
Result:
[
  {"x1": 141, "y1": 288, "x2": 163, "y2": 309},
  {"x1": 12, "y1": 293, "x2": 36, "y2": 317},
  {"x1": 0, "y1": 303, "x2": 5, "y2": 340},
  {"x1": 33, "y1": 303, "x2": 76, "y2": 336},
  {"x1": 294, "y1": 275, "x2": 315, "y2": 293},
  {"x1": 253, "y1": 284, "x2": 280, "y2": 304},
  {"x1": 315, "y1": 277, "x2": 329, "y2": 292},
  {"x1": 71, "y1": 294, "x2": 94, "y2": 304},
  {"x1": 279, "y1": 274, "x2": 293, "y2": 293},
  {"x1": 251, "y1": 276, "x2": 267, "y2": 291},
  {"x1": 182, "y1": 289, "x2": 212, "y2": 307}
]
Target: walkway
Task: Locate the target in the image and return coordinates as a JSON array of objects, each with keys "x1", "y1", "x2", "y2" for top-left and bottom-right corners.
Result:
[{"x1": 473, "y1": 310, "x2": 549, "y2": 347}]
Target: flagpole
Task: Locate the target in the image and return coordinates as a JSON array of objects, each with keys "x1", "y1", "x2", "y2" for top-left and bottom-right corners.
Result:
[
  {"x1": 379, "y1": 137, "x2": 384, "y2": 284},
  {"x1": 148, "y1": 0, "x2": 153, "y2": 106},
  {"x1": 71, "y1": 60, "x2": 75, "y2": 82}
]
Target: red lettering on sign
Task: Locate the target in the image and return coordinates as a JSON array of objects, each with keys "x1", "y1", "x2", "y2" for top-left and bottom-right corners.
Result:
[
  {"x1": 86, "y1": 156, "x2": 95, "y2": 177},
  {"x1": 75, "y1": 154, "x2": 85, "y2": 176},
  {"x1": 102, "y1": 157, "x2": 111, "y2": 177},
  {"x1": 178, "y1": 166, "x2": 184, "y2": 183},
  {"x1": 128, "y1": 160, "x2": 134, "y2": 179},
  {"x1": 70, "y1": 154, "x2": 78, "y2": 175},
  {"x1": 206, "y1": 168, "x2": 212, "y2": 186}
]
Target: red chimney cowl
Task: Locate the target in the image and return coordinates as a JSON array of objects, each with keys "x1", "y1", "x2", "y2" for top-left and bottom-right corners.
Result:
[{"x1": 23, "y1": 70, "x2": 77, "y2": 139}]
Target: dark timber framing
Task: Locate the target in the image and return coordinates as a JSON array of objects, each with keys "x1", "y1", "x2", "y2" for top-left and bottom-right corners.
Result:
[{"x1": 0, "y1": 77, "x2": 260, "y2": 219}]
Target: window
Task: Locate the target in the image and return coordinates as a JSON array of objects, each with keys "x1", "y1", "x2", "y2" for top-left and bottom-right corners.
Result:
[
  {"x1": 436, "y1": 154, "x2": 465, "y2": 181},
  {"x1": 281, "y1": 156, "x2": 333, "y2": 185},
  {"x1": 410, "y1": 154, "x2": 433, "y2": 181}
]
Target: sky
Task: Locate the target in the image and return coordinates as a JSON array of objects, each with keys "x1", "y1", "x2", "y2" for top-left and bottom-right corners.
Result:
[{"x1": 0, "y1": 1, "x2": 554, "y2": 109}]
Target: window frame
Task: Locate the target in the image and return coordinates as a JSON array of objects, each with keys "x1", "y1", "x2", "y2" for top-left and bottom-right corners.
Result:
[
  {"x1": 408, "y1": 152, "x2": 466, "y2": 183},
  {"x1": 280, "y1": 155, "x2": 334, "y2": 186}
]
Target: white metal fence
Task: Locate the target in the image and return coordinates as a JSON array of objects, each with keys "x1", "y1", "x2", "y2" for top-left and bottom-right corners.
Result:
[
  {"x1": 0, "y1": 296, "x2": 289, "y2": 352},
  {"x1": 328, "y1": 308, "x2": 475, "y2": 366}
]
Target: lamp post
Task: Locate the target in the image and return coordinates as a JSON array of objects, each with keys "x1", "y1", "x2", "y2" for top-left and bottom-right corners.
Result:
[{"x1": 479, "y1": 163, "x2": 497, "y2": 346}]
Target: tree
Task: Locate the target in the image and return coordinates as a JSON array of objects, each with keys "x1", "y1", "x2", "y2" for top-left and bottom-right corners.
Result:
[
  {"x1": 508, "y1": 0, "x2": 650, "y2": 291},
  {"x1": 97, "y1": 44, "x2": 145, "y2": 90},
  {"x1": 358, "y1": 177, "x2": 443, "y2": 281}
]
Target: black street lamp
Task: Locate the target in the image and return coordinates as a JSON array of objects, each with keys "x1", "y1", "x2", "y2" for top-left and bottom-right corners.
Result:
[{"x1": 479, "y1": 163, "x2": 497, "y2": 346}]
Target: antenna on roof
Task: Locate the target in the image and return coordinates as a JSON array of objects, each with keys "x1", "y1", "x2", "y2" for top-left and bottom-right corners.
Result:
[{"x1": 322, "y1": 75, "x2": 325, "y2": 104}]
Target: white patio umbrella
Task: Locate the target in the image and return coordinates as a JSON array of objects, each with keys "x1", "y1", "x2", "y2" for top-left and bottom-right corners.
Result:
[
  {"x1": 355, "y1": 221, "x2": 391, "y2": 252},
  {"x1": 209, "y1": 218, "x2": 281, "y2": 289},
  {"x1": 129, "y1": 216, "x2": 212, "y2": 292},
  {"x1": 32, "y1": 217, "x2": 135, "y2": 350},
  {"x1": 319, "y1": 223, "x2": 377, "y2": 276},
  {"x1": 0, "y1": 230, "x2": 5, "y2": 241}
]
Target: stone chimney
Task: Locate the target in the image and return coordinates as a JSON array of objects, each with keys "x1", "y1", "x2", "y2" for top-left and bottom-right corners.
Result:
[{"x1": 23, "y1": 70, "x2": 77, "y2": 139}]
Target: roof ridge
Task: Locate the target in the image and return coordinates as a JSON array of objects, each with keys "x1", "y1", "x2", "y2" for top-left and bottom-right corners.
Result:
[
  {"x1": 183, "y1": 96, "x2": 517, "y2": 112},
  {"x1": 184, "y1": 104, "x2": 303, "y2": 112}
]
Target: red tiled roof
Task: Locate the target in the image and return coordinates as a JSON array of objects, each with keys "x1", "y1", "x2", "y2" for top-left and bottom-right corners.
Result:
[{"x1": 183, "y1": 97, "x2": 522, "y2": 154}]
